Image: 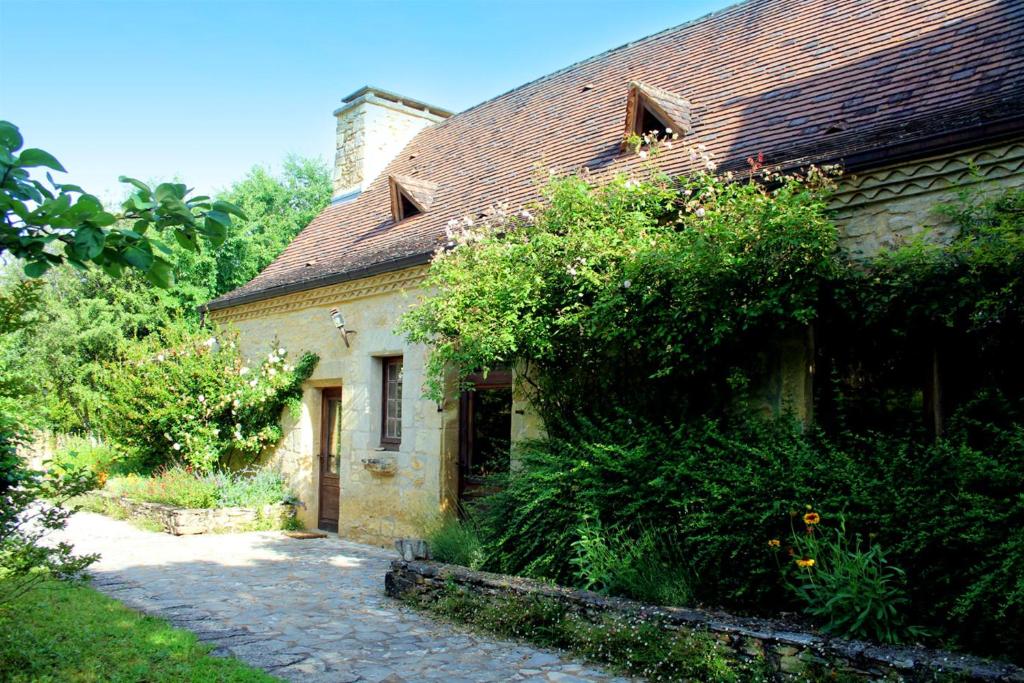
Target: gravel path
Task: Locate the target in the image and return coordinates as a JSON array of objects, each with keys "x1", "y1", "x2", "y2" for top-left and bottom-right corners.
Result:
[{"x1": 59, "y1": 512, "x2": 629, "y2": 683}]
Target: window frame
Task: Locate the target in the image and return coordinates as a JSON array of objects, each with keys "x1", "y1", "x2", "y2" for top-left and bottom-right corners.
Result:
[{"x1": 380, "y1": 356, "x2": 404, "y2": 449}]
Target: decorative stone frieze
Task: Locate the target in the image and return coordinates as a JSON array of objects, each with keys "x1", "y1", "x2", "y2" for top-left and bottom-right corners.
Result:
[
  {"x1": 207, "y1": 266, "x2": 428, "y2": 325},
  {"x1": 832, "y1": 142, "x2": 1024, "y2": 257}
]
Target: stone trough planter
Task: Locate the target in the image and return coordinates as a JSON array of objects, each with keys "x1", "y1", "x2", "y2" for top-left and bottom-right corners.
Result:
[
  {"x1": 387, "y1": 559, "x2": 1024, "y2": 682},
  {"x1": 86, "y1": 490, "x2": 295, "y2": 535}
]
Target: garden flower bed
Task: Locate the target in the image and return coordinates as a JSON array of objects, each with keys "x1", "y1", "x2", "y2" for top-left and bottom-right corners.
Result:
[
  {"x1": 83, "y1": 489, "x2": 295, "y2": 535},
  {"x1": 77, "y1": 466, "x2": 298, "y2": 535}
]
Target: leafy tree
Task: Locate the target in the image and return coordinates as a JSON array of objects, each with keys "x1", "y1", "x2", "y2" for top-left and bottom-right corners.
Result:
[{"x1": 0, "y1": 149, "x2": 330, "y2": 433}]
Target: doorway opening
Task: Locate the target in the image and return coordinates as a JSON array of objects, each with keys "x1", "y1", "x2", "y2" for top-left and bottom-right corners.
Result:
[
  {"x1": 458, "y1": 369, "x2": 513, "y2": 504},
  {"x1": 318, "y1": 387, "x2": 342, "y2": 532}
]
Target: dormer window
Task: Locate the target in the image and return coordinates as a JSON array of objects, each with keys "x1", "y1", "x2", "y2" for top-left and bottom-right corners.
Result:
[
  {"x1": 389, "y1": 174, "x2": 438, "y2": 222},
  {"x1": 623, "y1": 81, "x2": 692, "y2": 144},
  {"x1": 399, "y1": 192, "x2": 421, "y2": 219}
]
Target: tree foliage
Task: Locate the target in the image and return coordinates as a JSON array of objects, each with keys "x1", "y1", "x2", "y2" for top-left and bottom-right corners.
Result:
[
  {"x1": 1, "y1": 121, "x2": 244, "y2": 287},
  {"x1": 403, "y1": 160, "x2": 1024, "y2": 660},
  {"x1": 401, "y1": 167, "x2": 840, "y2": 425},
  {"x1": 0, "y1": 153, "x2": 331, "y2": 433}
]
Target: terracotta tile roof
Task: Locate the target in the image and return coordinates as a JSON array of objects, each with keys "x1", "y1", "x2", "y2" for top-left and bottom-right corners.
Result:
[{"x1": 207, "y1": 0, "x2": 1024, "y2": 310}]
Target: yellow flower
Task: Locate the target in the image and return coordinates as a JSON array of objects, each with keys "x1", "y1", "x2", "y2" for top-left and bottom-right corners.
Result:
[
  {"x1": 795, "y1": 558, "x2": 816, "y2": 568},
  {"x1": 767, "y1": 539, "x2": 781, "y2": 548},
  {"x1": 803, "y1": 512, "x2": 821, "y2": 525}
]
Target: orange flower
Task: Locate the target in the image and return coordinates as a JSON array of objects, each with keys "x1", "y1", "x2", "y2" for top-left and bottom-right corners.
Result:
[
  {"x1": 795, "y1": 558, "x2": 816, "y2": 568},
  {"x1": 803, "y1": 512, "x2": 821, "y2": 525},
  {"x1": 97, "y1": 471, "x2": 108, "y2": 488},
  {"x1": 767, "y1": 539, "x2": 781, "y2": 548}
]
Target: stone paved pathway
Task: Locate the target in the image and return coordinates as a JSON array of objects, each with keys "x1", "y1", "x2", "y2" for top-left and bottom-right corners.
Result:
[{"x1": 59, "y1": 512, "x2": 630, "y2": 683}]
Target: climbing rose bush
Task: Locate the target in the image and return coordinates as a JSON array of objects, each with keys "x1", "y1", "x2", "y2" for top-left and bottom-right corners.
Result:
[{"x1": 98, "y1": 323, "x2": 317, "y2": 473}]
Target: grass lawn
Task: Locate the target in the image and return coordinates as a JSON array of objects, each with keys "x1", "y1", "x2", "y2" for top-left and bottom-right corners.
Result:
[{"x1": 0, "y1": 578, "x2": 278, "y2": 682}]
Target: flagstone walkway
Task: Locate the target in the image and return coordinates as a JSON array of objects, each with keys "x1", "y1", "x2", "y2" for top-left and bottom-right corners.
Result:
[{"x1": 59, "y1": 512, "x2": 629, "y2": 683}]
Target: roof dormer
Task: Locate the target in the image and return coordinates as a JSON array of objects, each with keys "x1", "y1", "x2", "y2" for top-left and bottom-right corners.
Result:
[
  {"x1": 389, "y1": 174, "x2": 438, "y2": 222},
  {"x1": 623, "y1": 81, "x2": 692, "y2": 144}
]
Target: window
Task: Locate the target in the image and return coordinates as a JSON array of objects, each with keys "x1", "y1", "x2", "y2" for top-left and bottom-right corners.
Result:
[
  {"x1": 389, "y1": 174, "x2": 438, "y2": 222},
  {"x1": 381, "y1": 356, "x2": 403, "y2": 448},
  {"x1": 635, "y1": 101, "x2": 670, "y2": 136},
  {"x1": 622, "y1": 81, "x2": 692, "y2": 147},
  {"x1": 398, "y1": 192, "x2": 421, "y2": 219}
]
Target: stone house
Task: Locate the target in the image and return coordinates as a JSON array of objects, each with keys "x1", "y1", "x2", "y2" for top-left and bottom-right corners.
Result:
[{"x1": 203, "y1": 0, "x2": 1024, "y2": 543}]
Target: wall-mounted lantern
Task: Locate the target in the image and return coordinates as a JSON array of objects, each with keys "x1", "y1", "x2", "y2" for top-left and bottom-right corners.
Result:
[{"x1": 330, "y1": 307, "x2": 356, "y2": 348}]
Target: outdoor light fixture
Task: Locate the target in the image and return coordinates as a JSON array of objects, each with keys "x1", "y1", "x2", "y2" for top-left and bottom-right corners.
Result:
[{"x1": 330, "y1": 307, "x2": 355, "y2": 347}]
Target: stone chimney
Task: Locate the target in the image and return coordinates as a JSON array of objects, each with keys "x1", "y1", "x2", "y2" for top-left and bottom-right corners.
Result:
[{"x1": 332, "y1": 86, "x2": 451, "y2": 203}]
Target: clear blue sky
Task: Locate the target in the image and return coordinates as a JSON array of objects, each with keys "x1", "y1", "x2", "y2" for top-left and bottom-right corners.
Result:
[{"x1": 0, "y1": 0, "x2": 735, "y2": 203}]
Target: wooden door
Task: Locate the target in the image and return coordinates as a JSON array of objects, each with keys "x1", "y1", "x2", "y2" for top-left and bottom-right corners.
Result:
[
  {"x1": 458, "y1": 369, "x2": 513, "y2": 503},
  {"x1": 318, "y1": 387, "x2": 342, "y2": 532}
]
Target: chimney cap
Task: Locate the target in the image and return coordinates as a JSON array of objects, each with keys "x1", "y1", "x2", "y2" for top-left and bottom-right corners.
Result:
[{"x1": 340, "y1": 85, "x2": 453, "y2": 118}]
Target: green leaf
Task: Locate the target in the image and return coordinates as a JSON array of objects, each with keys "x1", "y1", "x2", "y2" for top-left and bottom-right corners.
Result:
[
  {"x1": 212, "y1": 199, "x2": 247, "y2": 220},
  {"x1": 123, "y1": 244, "x2": 154, "y2": 270},
  {"x1": 0, "y1": 121, "x2": 23, "y2": 152},
  {"x1": 74, "y1": 226, "x2": 106, "y2": 259},
  {"x1": 155, "y1": 182, "x2": 186, "y2": 203},
  {"x1": 172, "y1": 228, "x2": 199, "y2": 252},
  {"x1": 17, "y1": 148, "x2": 66, "y2": 172},
  {"x1": 203, "y1": 215, "x2": 227, "y2": 247},
  {"x1": 118, "y1": 176, "x2": 151, "y2": 194},
  {"x1": 145, "y1": 257, "x2": 175, "y2": 288},
  {"x1": 24, "y1": 261, "x2": 50, "y2": 277}
]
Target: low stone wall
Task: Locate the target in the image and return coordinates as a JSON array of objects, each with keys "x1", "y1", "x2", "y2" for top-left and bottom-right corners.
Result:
[
  {"x1": 386, "y1": 560, "x2": 1024, "y2": 682},
  {"x1": 88, "y1": 490, "x2": 294, "y2": 535}
]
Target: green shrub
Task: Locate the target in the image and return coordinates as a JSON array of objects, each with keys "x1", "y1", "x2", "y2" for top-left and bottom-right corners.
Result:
[
  {"x1": 209, "y1": 467, "x2": 294, "y2": 508},
  {"x1": 98, "y1": 323, "x2": 317, "y2": 473},
  {"x1": 424, "y1": 513, "x2": 485, "y2": 569},
  {"x1": 108, "y1": 466, "x2": 294, "y2": 510},
  {"x1": 784, "y1": 512, "x2": 923, "y2": 644},
  {"x1": 571, "y1": 519, "x2": 692, "y2": 606},
  {"x1": 471, "y1": 414, "x2": 1024, "y2": 659},
  {"x1": 51, "y1": 435, "x2": 126, "y2": 479}
]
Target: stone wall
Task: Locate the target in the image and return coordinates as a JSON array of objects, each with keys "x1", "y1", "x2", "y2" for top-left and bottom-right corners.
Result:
[
  {"x1": 832, "y1": 140, "x2": 1024, "y2": 258},
  {"x1": 386, "y1": 559, "x2": 1024, "y2": 682}
]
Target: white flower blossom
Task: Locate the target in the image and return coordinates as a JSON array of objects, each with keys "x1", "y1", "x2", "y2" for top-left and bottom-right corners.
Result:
[
  {"x1": 623, "y1": 280, "x2": 632, "y2": 289},
  {"x1": 197, "y1": 394, "x2": 206, "y2": 404},
  {"x1": 277, "y1": 347, "x2": 286, "y2": 356},
  {"x1": 695, "y1": 207, "x2": 706, "y2": 218},
  {"x1": 172, "y1": 443, "x2": 181, "y2": 451}
]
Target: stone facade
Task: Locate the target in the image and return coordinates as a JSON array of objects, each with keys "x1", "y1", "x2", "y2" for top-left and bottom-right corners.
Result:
[
  {"x1": 211, "y1": 267, "x2": 453, "y2": 543},
  {"x1": 332, "y1": 88, "x2": 450, "y2": 201},
  {"x1": 212, "y1": 139, "x2": 1024, "y2": 545}
]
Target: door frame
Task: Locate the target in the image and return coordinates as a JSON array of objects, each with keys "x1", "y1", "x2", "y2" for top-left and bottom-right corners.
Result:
[
  {"x1": 318, "y1": 386, "x2": 342, "y2": 532},
  {"x1": 457, "y1": 369, "x2": 513, "y2": 502}
]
